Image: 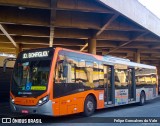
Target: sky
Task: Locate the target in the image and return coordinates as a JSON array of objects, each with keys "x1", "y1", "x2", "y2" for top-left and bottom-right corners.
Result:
[{"x1": 138, "y1": 0, "x2": 160, "y2": 19}]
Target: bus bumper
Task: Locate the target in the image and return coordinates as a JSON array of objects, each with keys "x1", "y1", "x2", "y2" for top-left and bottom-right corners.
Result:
[{"x1": 10, "y1": 100, "x2": 53, "y2": 116}]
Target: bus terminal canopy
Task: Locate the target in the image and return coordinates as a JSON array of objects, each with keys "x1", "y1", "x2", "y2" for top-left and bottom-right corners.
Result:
[{"x1": 0, "y1": 0, "x2": 160, "y2": 66}]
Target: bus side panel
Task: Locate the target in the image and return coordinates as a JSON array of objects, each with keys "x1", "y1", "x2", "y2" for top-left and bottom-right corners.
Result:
[
  {"x1": 51, "y1": 49, "x2": 105, "y2": 116},
  {"x1": 52, "y1": 90, "x2": 104, "y2": 116},
  {"x1": 136, "y1": 87, "x2": 156, "y2": 102},
  {"x1": 136, "y1": 88, "x2": 142, "y2": 102},
  {"x1": 115, "y1": 89, "x2": 129, "y2": 106},
  {"x1": 52, "y1": 99, "x2": 60, "y2": 116}
]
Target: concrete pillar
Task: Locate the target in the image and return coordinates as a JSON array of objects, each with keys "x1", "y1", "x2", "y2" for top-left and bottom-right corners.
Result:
[
  {"x1": 15, "y1": 44, "x2": 22, "y2": 57},
  {"x1": 157, "y1": 66, "x2": 160, "y2": 77},
  {"x1": 157, "y1": 66, "x2": 160, "y2": 93},
  {"x1": 88, "y1": 38, "x2": 96, "y2": 55},
  {"x1": 134, "y1": 50, "x2": 140, "y2": 63}
]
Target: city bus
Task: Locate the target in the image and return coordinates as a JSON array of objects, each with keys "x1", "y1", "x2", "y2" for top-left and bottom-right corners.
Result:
[{"x1": 8, "y1": 47, "x2": 158, "y2": 116}]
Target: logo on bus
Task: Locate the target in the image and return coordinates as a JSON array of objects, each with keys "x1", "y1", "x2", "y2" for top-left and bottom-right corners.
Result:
[{"x1": 23, "y1": 51, "x2": 49, "y2": 59}]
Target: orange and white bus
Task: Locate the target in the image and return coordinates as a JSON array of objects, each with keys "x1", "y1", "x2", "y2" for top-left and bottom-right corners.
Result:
[{"x1": 9, "y1": 47, "x2": 158, "y2": 116}]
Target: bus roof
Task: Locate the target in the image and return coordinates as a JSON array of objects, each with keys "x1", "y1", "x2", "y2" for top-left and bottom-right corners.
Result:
[
  {"x1": 18, "y1": 47, "x2": 156, "y2": 69},
  {"x1": 103, "y1": 55, "x2": 156, "y2": 69},
  {"x1": 61, "y1": 48, "x2": 156, "y2": 69}
]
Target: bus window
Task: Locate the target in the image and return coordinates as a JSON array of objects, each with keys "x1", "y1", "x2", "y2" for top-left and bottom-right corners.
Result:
[
  {"x1": 135, "y1": 68, "x2": 157, "y2": 86},
  {"x1": 12, "y1": 60, "x2": 51, "y2": 97},
  {"x1": 93, "y1": 62, "x2": 103, "y2": 88},
  {"x1": 54, "y1": 55, "x2": 91, "y2": 98},
  {"x1": 81, "y1": 61, "x2": 94, "y2": 88},
  {"x1": 55, "y1": 55, "x2": 77, "y2": 83},
  {"x1": 55, "y1": 60, "x2": 65, "y2": 83},
  {"x1": 99, "y1": 63, "x2": 104, "y2": 86},
  {"x1": 115, "y1": 69, "x2": 128, "y2": 89},
  {"x1": 75, "y1": 59, "x2": 87, "y2": 85}
]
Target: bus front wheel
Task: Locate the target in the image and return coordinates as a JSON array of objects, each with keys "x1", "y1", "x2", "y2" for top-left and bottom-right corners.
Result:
[
  {"x1": 83, "y1": 95, "x2": 96, "y2": 117},
  {"x1": 139, "y1": 91, "x2": 146, "y2": 106}
]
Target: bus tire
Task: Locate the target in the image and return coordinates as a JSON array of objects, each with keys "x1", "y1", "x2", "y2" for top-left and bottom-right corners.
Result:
[
  {"x1": 139, "y1": 91, "x2": 146, "y2": 106},
  {"x1": 83, "y1": 95, "x2": 96, "y2": 117}
]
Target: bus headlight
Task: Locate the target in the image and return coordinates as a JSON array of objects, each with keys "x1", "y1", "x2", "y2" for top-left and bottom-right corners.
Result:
[
  {"x1": 12, "y1": 99, "x2": 15, "y2": 103},
  {"x1": 10, "y1": 97, "x2": 15, "y2": 104},
  {"x1": 38, "y1": 95, "x2": 49, "y2": 106}
]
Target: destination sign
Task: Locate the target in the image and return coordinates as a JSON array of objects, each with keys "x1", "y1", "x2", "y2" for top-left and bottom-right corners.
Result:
[{"x1": 23, "y1": 51, "x2": 49, "y2": 59}]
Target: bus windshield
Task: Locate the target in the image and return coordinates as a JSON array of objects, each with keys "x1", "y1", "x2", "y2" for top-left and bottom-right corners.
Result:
[{"x1": 11, "y1": 48, "x2": 53, "y2": 97}]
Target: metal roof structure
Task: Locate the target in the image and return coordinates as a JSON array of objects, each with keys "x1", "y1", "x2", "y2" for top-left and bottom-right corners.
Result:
[{"x1": 0, "y1": 0, "x2": 160, "y2": 66}]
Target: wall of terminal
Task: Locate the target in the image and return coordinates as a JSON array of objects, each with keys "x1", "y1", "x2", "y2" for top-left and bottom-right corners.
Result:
[{"x1": 0, "y1": 56, "x2": 15, "y2": 102}]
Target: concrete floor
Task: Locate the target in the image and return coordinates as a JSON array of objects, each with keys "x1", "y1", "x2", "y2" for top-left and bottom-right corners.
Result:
[{"x1": 0, "y1": 96, "x2": 160, "y2": 125}]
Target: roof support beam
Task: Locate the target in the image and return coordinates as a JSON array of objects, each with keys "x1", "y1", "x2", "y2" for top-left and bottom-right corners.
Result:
[
  {"x1": 49, "y1": 0, "x2": 57, "y2": 47},
  {"x1": 106, "y1": 32, "x2": 148, "y2": 54},
  {"x1": 134, "y1": 49, "x2": 140, "y2": 63},
  {"x1": 0, "y1": 0, "x2": 50, "y2": 9},
  {"x1": 15, "y1": 44, "x2": 22, "y2": 57},
  {"x1": 80, "y1": 14, "x2": 119, "y2": 52},
  {"x1": 49, "y1": 27, "x2": 54, "y2": 47},
  {"x1": 80, "y1": 39, "x2": 89, "y2": 52},
  {"x1": 0, "y1": 24, "x2": 17, "y2": 48},
  {"x1": 95, "y1": 14, "x2": 119, "y2": 37},
  {"x1": 57, "y1": 0, "x2": 114, "y2": 14},
  {"x1": 80, "y1": 43, "x2": 88, "y2": 52}
]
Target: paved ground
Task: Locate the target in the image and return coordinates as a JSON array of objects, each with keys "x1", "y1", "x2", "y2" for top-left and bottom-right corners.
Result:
[{"x1": 0, "y1": 96, "x2": 160, "y2": 126}]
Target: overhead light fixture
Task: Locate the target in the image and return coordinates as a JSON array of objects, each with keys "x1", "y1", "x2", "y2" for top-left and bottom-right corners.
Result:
[{"x1": 0, "y1": 53, "x2": 16, "y2": 58}]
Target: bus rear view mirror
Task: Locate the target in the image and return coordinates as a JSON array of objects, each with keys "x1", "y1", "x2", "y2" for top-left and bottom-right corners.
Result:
[{"x1": 3, "y1": 58, "x2": 16, "y2": 72}]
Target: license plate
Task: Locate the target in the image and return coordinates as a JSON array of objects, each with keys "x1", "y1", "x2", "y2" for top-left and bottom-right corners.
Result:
[{"x1": 21, "y1": 110, "x2": 29, "y2": 114}]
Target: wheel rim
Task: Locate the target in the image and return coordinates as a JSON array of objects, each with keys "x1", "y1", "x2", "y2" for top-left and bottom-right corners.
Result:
[{"x1": 87, "y1": 101, "x2": 94, "y2": 112}]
